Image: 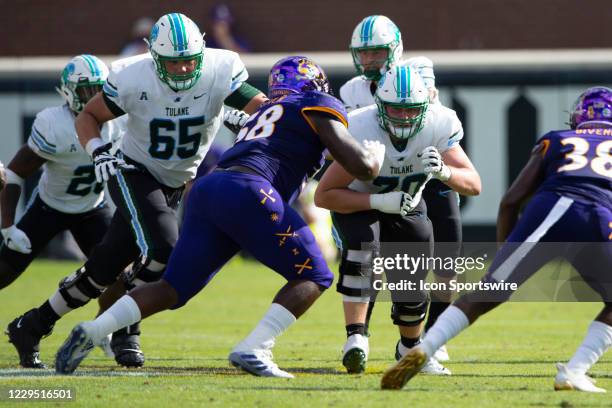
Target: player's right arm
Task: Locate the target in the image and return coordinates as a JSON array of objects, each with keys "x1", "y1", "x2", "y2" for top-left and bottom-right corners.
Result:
[
  {"x1": 75, "y1": 93, "x2": 117, "y2": 153},
  {"x1": 0, "y1": 146, "x2": 47, "y2": 253},
  {"x1": 314, "y1": 159, "x2": 406, "y2": 215},
  {"x1": 304, "y1": 111, "x2": 380, "y2": 181},
  {"x1": 496, "y1": 141, "x2": 547, "y2": 243}
]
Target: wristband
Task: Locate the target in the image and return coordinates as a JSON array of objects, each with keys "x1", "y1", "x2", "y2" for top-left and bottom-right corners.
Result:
[
  {"x1": 5, "y1": 168, "x2": 24, "y2": 185},
  {"x1": 85, "y1": 138, "x2": 105, "y2": 156}
]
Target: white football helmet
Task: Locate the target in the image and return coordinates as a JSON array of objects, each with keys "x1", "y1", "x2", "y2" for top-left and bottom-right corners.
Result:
[
  {"x1": 350, "y1": 15, "x2": 403, "y2": 81},
  {"x1": 375, "y1": 65, "x2": 429, "y2": 140},
  {"x1": 146, "y1": 13, "x2": 205, "y2": 91},
  {"x1": 56, "y1": 54, "x2": 108, "y2": 113}
]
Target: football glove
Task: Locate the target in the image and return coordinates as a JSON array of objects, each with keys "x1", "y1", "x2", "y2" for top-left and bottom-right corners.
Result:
[
  {"x1": 363, "y1": 139, "x2": 386, "y2": 173},
  {"x1": 419, "y1": 146, "x2": 451, "y2": 181},
  {"x1": 370, "y1": 191, "x2": 420, "y2": 216},
  {"x1": 223, "y1": 109, "x2": 250, "y2": 134},
  {"x1": 1, "y1": 225, "x2": 32, "y2": 254},
  {"x1": 92, "y1": 143, "x2": 136, "y2": 183}
]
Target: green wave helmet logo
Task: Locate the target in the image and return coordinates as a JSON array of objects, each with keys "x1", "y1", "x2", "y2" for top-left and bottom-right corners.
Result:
[{"x1": 150, "y1": 24, "x2": 159, "y2": 43}]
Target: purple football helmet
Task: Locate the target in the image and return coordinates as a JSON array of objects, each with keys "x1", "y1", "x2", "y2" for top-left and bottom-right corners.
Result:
[
  {"x1": 570, "y1": 86, "x2": 612, "y2": 129},
  {"x1": 268, "y1": 56, "x2": 332, "y2": 97}
]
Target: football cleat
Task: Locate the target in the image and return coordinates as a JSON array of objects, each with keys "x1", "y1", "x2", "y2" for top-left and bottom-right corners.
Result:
[
  {"x1": 554, "y1": 363, "x2": 606, "y2": 393},
  {"x1": 6, "y1": 309, "x2": 53, "y2": 369},
  {"x1": 229, "y1": 349, "x2": 294, "y2": 378},
  {"x1": 111, "y1": 333, "x2": 145, "y2": 368},
  {"x1": 98, "y1": 334, "x2": 115, "y2": 358},
  {"x1": 433, "y1": 345, "x2": 450, "y2": 362},
  {"x1": 394, "y1": 341, "x2": 451, "y2": 376},
  {"x1": 342, "y1": 333, "x2": 369, "y2": 374},
  {"x1": 55, "y1": 323, "x2": 95, "y2": 374},
  {"x1": 382, "y1": 346, "x2": 427, "y2": 390},
  {"x1": 420, "y1": 356, "x2": 451, "y2": 376}
]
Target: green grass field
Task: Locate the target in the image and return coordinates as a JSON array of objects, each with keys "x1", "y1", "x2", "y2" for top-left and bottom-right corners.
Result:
[{"x1": 0, "y1": 259, "x2": 610, "y2": 407}]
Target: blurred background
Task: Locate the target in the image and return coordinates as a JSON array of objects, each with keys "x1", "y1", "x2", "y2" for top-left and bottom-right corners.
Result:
[{"x1": 1, "y1": 0, "x2": 611, "y2": 250}]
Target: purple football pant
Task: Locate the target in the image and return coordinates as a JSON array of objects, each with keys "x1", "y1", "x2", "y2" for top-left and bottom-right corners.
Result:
[
  {"x1": 163, "y1": 171, "x2": 333, "y2": 308},
  {"x1": 482, "y1": 191, "x2": 612, "y2": 301}
]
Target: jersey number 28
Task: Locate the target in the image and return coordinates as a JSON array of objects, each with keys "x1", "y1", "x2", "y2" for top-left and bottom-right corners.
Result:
[{"x1": 235, "y1": 105, "x2": 284, "y2": 143}]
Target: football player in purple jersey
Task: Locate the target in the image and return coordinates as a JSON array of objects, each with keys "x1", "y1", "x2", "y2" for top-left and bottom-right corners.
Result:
[
  {"x1": 54, "y1": 56, "x2": 386, "y2": 377},
  {"x1": 381, "y1": 86, "x2": 612, "y2": 392}
]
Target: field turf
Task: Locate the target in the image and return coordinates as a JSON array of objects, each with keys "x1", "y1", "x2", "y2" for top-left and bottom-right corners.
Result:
[{"x1": 0, "y1": 259, "x2": 610, "y2": 407}]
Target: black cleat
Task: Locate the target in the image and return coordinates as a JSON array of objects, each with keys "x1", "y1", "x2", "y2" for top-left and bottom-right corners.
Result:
[
  {"x1": 6, "y1": 309, "x2": 53, "y2": 369},
  {"x1": 111, "y1": 333, "x2": 145, "y2": 368}
]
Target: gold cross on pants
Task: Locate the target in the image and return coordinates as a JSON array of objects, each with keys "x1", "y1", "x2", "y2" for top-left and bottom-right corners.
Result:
[
  {"x1": 259, "y1": 189, "x2": 276, "y2": 204},
  {"x1": 294, "y1": 258, "x2": 313, "y2": 275}
]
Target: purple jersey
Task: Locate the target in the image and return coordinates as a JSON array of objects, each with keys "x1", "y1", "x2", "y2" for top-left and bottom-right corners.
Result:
[
  {"x1": 218, "y1": 91, "x2": 348, "y2": 202},
  {"x1": 536, "y1": 128, "x2": 612, "y2": 206}
]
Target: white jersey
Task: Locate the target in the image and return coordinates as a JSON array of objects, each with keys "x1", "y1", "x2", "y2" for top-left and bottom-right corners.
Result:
[
  {"x1": 103, "y1": 49, "x2": 248, "y2": 188},
  {"x1": 347, "y1": 104, "x2": 463, "y2": 199},
  {"x1": 340, "y1": 56, "x2": 438, "y2": 111},
  {"x1": 27, "y1": 104, "x2": 124, "y2": 214}
]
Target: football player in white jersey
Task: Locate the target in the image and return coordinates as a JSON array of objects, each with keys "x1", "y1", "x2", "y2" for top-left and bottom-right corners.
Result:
[
  {"x1": 7, "y1": 12, "x2": 267, "y2": 369},
  {"x1": 315, "y1": 66, "x2": 481, "y2": 375},
  {"x1": 2, "y1": 55, "x2": 124, "y2": 368},
  {"x1": 339, "y1": 15, "x2": 463, "y2": 363}
]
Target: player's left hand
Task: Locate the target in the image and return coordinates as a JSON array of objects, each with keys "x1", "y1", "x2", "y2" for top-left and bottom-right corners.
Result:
[
  {"x1": 92, "y1": 143, "x2": 137, "y2": 183},
  {"x1": 419, "y1": 146, "x2": 451, "y2": 181},
  {"x1": 224, "y1": 109, "x2": 250, "y2": 134}
]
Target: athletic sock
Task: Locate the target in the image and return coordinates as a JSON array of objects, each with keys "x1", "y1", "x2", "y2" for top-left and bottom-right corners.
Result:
[
  {"x1": 85, "y1": 295, "x2": 142, "y2": 345},
  {"x1": 346, "y1": 323, "x2": 366, "y2": 338},
  {"x1": 48, "y1": 289, "x2": 74, "y2": 317},
  {"x1": 567, "y1": 321, "x2": 612, "y2": 375},
  {"x1": 38, "y1": 301, "x2": 60, "y2": 331},
  {"x1": 397, "y1": 336, "x2": 421, "y2": 357},
  {"x1": 420, "y1": 305, "x2": 469, "y2": 357},
  {"x1": 425, "y1": 300, "x2": 451, "y2": 332},
  {"x1": 233, "y1": 303, "x2": 296, "y2": 352}
]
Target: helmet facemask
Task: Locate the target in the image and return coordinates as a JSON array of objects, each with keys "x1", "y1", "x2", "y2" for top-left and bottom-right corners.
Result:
[
  {"x1": 376, "y1": 99, "x2": 428, "y2": 140},
  {"x1": 375, "y1": 65, "x2": 430, "y2": 146},
  {"x1": 151, "y1": 50, "x2": 203, "y2": 91},
  {"x1": 351, "y1": 43, "x2": 398, "y2": 82}
]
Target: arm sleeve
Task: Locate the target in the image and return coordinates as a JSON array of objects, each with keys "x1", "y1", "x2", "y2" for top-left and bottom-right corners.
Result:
[
  {"x1": 27, "y1": 112, "x2": 57, "y2": 160},
  {"x1": 224, "y1": 82, "x2": 263, "y2": 110}
]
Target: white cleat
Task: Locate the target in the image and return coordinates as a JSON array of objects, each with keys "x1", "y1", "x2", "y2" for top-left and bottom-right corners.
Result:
[
  {"x1": 342, "y1": 334, "x2": 369, "y2": 374},
  {"x1": 433, "y1": 345, "x2": 449, "y2": 362},
  {"x1": 420, "y1": 356, "x2": 451, "y2": 376},
  {"x1": 229, "y1": 349, "x2": 294, "y2": 378},
  {"x1": 97, "y1": 334, "x2": 115, "y2": 358},
  {"x1": 395, "y1": 341, "x2": 451, "y2": 376},
  {"x1": 55, "y1": 323, "x2": 95, "y2": 374},
  {"x1": 554, "y1": 363, "x2": 606, "y2": 393}
]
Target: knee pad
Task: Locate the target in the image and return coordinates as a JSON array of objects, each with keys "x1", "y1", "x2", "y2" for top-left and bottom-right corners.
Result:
[
  {"x1": 391, "y1": 295, "x2": 430, "y2": 327},
  {"x1": 337, "y1": 249, "x2": 374, "y2": 302},
  {"x1": 122, "y1": 256, "x2": 166, "y2": 287},
  {"x1": 58, "y1": 266, "x2": 106, "y2": 309}
]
